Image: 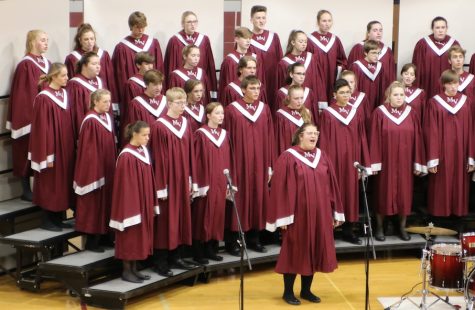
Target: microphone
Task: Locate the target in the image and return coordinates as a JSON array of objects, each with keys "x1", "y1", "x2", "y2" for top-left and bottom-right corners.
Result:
[
  {"x1": 223, "y1": 169, "x2": 233, "y2": 187},
  {"x1": 353, "y1": 161, "x2": 366, "y2": 171}
]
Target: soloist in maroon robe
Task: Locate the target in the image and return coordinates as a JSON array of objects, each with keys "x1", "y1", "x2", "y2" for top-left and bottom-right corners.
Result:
[
  {"x1": 164, "y1": 31, "x2": 217, "y2": 98},
  {"x1": 250, "y1": 30, "x2": 283, "y2": 106},
  {"x1": 412, "y1": 34, "x2": 460, "y2": 98},
  {"x1": 64, "y1": 48, "x2": 119, "y2": 112},
  {"x1": 74, "y1": 111, "x2": 117, "y2": 234},
  {"x1": 7, "y1": 54, "x2": 50, "y2": 177},
  {"x1": 219, "y1": 78, "x2": 268, "y2": 107},
  {"x1": 319, "y1": 103, "x2": 371, "y2": 222},
  {"x1": 307, "y1": 31, "x2": 347, "y2": 104},
  {"x1": 274, "y1": 86, "x2": 317, "y2": 124},
  {"x1": 192, "y1": 125, "x2": 233, "y2": 241},
  {"x1": 150, "y1": 115, "x2": 197, "y2": 250},
  {"x1": 424, "y1": 93, "x2": 474, "y2": 216},
  {"x1": 167, "y1": 67, "x2": 212, "y2": 104},
  {"x1": 369, "y1": 104, "x2": 426, "y2": 216},
  {"x1": 29, "y1": 87, "x2": 75, "y2": 212},
  {"x1": 274, "y1": 106, "x2": 304, "y2": 156},
  {"x1": 109, "y1": 145, "x2": 158, "y2": 260},
  {"x1": 183, "y1": 102, "x2": 206, "y2": 134},
  {"x1": 112, "y1": 34, "x2": 164, "y2": 101},
  {"x1": 223, "y1": 99, "x2": 274, "y2": 231},
  {"x1": 404, "y1": 86, "x2": 426, "y2": 122},
  {"x1": 267, "y1": 146, "x2": 344, "y2": 275}
]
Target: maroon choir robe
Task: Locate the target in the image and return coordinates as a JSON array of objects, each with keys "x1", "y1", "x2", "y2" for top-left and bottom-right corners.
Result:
[
  {"x1": 167, "y1": 67, "x2": 212, "y2": 104},
  {"x1": 267, "y1": 146, "x2": 344, "y2": 275},
  {"x1": 458, "y1": 72, "x2": 475, "y2": 116},
  {"x1": 164, "y1": 31, "x2": 217, "y2": 98},
  {"x1": 349, "y1": 59, "x2": 387, "y2": 118},
  {"x1": 218, "y1": 51, "x2": 264, "y2": 97},
  {"x1": 276, "y1": 52, "x2": 325, "y2": 109},
  {"x1": 7, "y1": 54, "x2": 50, "y2": 177},
  {"x1": 470, "y1": 53, "x2": 475, "y2": 74},
  {"x1": 274, "y1": 106, "x2": 304, "y2": 156},
  {"x1": 319, "y1": 103, "x2": 371, "y2": 222},
  {"x1": 29, "y1": 87, "x2": 75, "y2": 212},
  {"x1": 67, "y1": 74, "x2": 110, "y2": 136},
  {"x1": 250, "y1": 30, "x2": 283, "y2": 106},
  {"x1": 64, "y1": 48, "x2": 119, "y2": 112},
  {"x1": 219, "y1": 78, "x2": 268, "y2": 107},
  {"x1": 348, "y1": 41, "x2": 396, "y2": 85},
  {"x1": 274, "y1": 86, "x2": 318, "y2": 124},
  {"x1": 424, "y1": 93, "x2": 474, "y2": 216},
  {"x1": 412, "y1": 35, "x2": 460, "y2": 98},
  {"x1": 192, "y1": 125, "x2": 233, "y2": 241},
  {"x1": 150, "y1": 115, "x2": 197, "y2": 250},
  {"x1": 307, "y1": 31, "x2": 347, "y2": 104},
  {"x1": 74, "y1": 111, "x2": 117, "y2": 234},
  {"x1": 109, "y1": 145, "x2": 159, "y2": 260},
  {"x1": 223, "y1": 99, "x2": 274, "y2": 231},
  {"x1": 123, "y1": 93, "x2": 167, "y2": 145},
  {"x1": 404, "y1": 86, "x2": 426, "y2": 122},
  {"x1": 369, "y1": 104, "x2": 426, "y2": 216},
  {"x1": 184, "y1": 103, "x2": 206, "y2": 134},
  {"x1": 119, "y1": 74, "x2": 146, "y2": 141},
  {"x1": 112, "y1": 34, "x2": 164, "y2": 100}
]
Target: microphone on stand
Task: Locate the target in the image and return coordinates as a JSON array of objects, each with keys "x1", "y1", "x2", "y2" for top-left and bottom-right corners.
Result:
[
  {"x1": 223, "y1": 169, "x2": 233, "y2": 188},
  {"x1": 353, "y1": 161, "x2": 366, "y2": 171}
]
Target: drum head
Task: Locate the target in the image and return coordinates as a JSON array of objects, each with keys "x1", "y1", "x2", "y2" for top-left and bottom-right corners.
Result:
[{"x1": 431, "y1": 243, "x2": 461, "y2": 256}]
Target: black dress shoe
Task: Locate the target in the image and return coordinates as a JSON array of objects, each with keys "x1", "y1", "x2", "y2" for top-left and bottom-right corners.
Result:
[
  {"x1": 154, "y1": 266, "x2": 173, "y2": 277},
  {"x1": 40, "y1": 222, "x2": 62, "y2": 232},
  {"x1": 283, "y1": 294, "x2": 301, "y2": 305},
  {"x1": 300, "y1": 292, "x2": 321, "y2": 303},
  {"x1": 343, "y1": 234, "x2": 362, "y2": 245},
  {"x1": 206, "y1": 254, "x2": 224, "y2": 261},
  {"x1": 227, "y1": 244, "x2": 241, "y2": 257},
  {"x1": 121, "y1": 271, "x2": 143, "y2": 283},
  {"x1": 249, "y1": 243, "x2": 267, "y2": 253},
  {"x1": 172, "y1": 258, "x2": 196, "y2": 270},
  {"x1": 134, "y1": 270, "x2": 151, "y2": 280},
  {"x1": 375, "y1": 232, "x2": 386, "y2": 242},
  {"x1": 399, "y1": 230, "x2": 411, "y2": 241},
  {"x1": 193, "y1": 257, "x2": 209, "y2": 265},
  {"x1": 59, "y1": 221, "x2": 74, "y2": 229}
]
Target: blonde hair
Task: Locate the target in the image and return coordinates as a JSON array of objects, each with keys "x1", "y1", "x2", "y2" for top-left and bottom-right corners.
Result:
[
  {"x1": 283, "y1": 85, "x2": 312, "y2": 123},
  {"x1": 448, "y1": 45, "x2": 466, "y2": 59},
  {"x1": 181, "y1": 11, "x2": 197, "y2": 25},
  {"x1": 25, "y1": 30, "x2": 46, "y2": 55},
  {"x1": 384, "y1": 81, "x2": 405, "y2": 103},
  {"x1": 128, "y1": 11, "x2": 147, "y2": 29},
  {"x1": 205, "y1": 102, "x2": 223, "y2": 118},
  {"x1": 89, "y1": 89, "x2": 111, "y2": 110},
  {"x1": 166, "y1": 87, "x2": 187, "y2": 103},
  {"x1": 38, "y1": 62, "x2": 65, "y2": 87}
]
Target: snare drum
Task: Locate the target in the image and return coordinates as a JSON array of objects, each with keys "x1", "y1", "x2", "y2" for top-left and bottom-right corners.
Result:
[
  {"x1": 462, "y1": 232, "x2": 475, "y2": 258},
  {"x1": 429, "y1": 243, "x2": 463, "y2": 290}
]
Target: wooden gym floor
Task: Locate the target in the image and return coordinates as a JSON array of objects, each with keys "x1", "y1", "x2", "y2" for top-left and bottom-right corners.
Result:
[{"x1": 0, "y1": 250, "x2": 464, "y2": 310}]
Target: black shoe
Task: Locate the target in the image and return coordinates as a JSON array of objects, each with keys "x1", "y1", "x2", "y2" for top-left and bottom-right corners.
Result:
[
  {"x1": 40, "y1": 221, "x2": 62, "y2": 232},
  {"x1": 206, "y1": 254, "x2": 224, "y2": 261},
  {"x1": 154, "y1": 266, "x2": 173, "y2": 277},
  {"x1": 193, "y1": 257, "x2": 209, "y2": 265},
  {"x1": 343, "y1": 234, "x2": 362, "y2": 245},
  {"x1": 227, "y1": 244, "x2": 241, "y2": 257},
  {"x1": 20, "y1": 192, "x2": 33, "y2": 202},
  {"x1": 249, "y1": 243, "x2": 267, "y2": 253},
  {"x1": 283, "y1": 294, "x2": 301, "y2": 305},
  {"x1": 121, "y1": 271, "x2": 143, "y2": 283},
  {"x1": 399, "y1": 230, "x2": 411, "y2": 241},
  {"x1": 59, "y1": 221, "x2": 74, "y2": 229},
  {"x1": 85, "y1": 244, "x2": 105, "y2": 253},
  {"x1": 300, "y1": 292, "x2": 321, "y2": 303},
  {"x1": 375, "y1": 230, "x2": 386, "y2": 242},
  {"x1": 133, "y1": 270, "x2": 151, "y2": 280},
  {"x1": 172, "y1": 258, "x2": 196, "y2": 270}
]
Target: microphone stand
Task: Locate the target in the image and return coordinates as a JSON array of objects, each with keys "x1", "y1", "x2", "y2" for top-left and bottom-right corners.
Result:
[
  {"x1": 225, "y1": 173, "x2": 252, "y2": 310},
  {"x1": 355, "y1": 166, "x2": 376, "y2": 310}
]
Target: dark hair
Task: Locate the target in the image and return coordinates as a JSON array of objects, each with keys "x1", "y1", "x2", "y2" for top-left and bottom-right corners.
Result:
[
  {"x1": 400, "y1": 63, "x2": 417, "y2": 76},
  {"x1": 38, "y1": 62, "x2": 66, "y2": 88},
  {"x1": 74, "y1": 23, "x2": 97, "y2": 51},
  {"x1": 431, "y1": 16, "x2": 447, "y2": 29},
  {"x1": 75, "y1": 51, "x2": 99, "y2": 74},
  {"x1": 363, "y1": 40, "x2": 379, "y2": 54},
  {"x1": 144, "y1": 69, "x2": 164, "y2": 86},
  {"x1": 317, "y1": 10, "x2": 331, "y2": 23},
  {"x1": 285, "y1": 30, "x2": 306, "y2": 55},
  {"x1": 365, "y1": 21, "x2": 382, "y2": 40},
  {"x1": 128, "y1": 11, "x2": 147, "y2": 29},
  {"x1": 285, "y1": 62, "x2": 305, "y2": 85},
  {"x1": 440, "y1": 69, "x2": 459, "y2": 85},
  {"x1": 235, "y1": 27, "x2": 252, "y2": 39},
  {"x1": 240, "y1": 75, "x2": 260, "y2": 90},
  {"x1": 237, "y1": 56, "x2": 257, "y2": 76},
  {"x1": 124, "y1": 120, "x2": 149, "y2": 142},
  {"x1": 291, "y1": 123, "x2": 318, "y2": 146},
  {"x1": 334, "y1": 78, "x2": 350, "y2": 93},
  {"x1": 182, "y1": 44, "x2": 199, "y2": 66},
  {"x1": 134, "y1": 52, "x2": 154, "y2": 66},
  {"x1": 251, "y1": 5, "x2": 266, "y2": 17}
]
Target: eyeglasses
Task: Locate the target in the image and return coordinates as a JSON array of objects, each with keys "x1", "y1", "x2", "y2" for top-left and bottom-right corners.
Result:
[
  {"x1": 185, "y1": 20, "x2": 198, "y2": 25},
  {"x1": 368, "y1": 51, "x2": 381, "y2": 55}
]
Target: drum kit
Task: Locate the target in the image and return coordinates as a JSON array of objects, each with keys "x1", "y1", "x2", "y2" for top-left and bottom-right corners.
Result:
[{"x1": 390, "y1": 223, "x2": 475, "y2": 309}]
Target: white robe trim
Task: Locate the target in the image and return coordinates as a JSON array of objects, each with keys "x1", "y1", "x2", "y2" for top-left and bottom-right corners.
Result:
[
  {"x1": 71, "y1": 51, "x2": 82, "y2": 60},
  {"x1": 354, "y1": 60, "x2": 382, "y2": 81},
  {"x1": 286, "y1": 148, "x2": 321, "y2": 169},
  {"x1": 231, "y1": 101, "x2": 264, "y2": 123},
  {"x1": 378, "y1": 105, "x2": 411, "y2": 126},
  {"x1": 29, "y1": 153, "x2": 55, "y2": 172},
  {"x1": 349, "y1": 92, "x2": 365, "y2": 109},
  {"x1": 157, "y1": 117, "x2": 188, "y2": 139},
  {"x1": 325, "y1": 106, "x2": 357, "y2": 126},
  {"x1": 414, "y1": 163, "x2": 428, "y2": 175},
  {"x1": 8, "y1": 123, "x2": 31, "y2": 139},
  {"x1": 192, "y1": 186, "x2": 209, "y2": 198},
  {"x1": 266, "y1": 215, "x2": 295, "y2": 232},
  {"x1": 173, "y1": 68, "x2": 203, "y2": 82},
  {"x1": 73, "y1": 177, "x2": 105, "y2": 195},
  {"x1": 427, "y1": 159, "x2": 439, "y2": 169},
  {"x1": 405, "y1": 88, "x2": 422, "y2": 104},
  {"x1": 229, "y1": 82, "x2": 243, "y2": 96},
  {"x1": 424, "y1": 36, "x2": 455, "y2": 57},
  {"x1": 120, "y1": 36, "x2": 153, "y2": 53},
  {"x1": 23, "y1": 55, "x2": 49, "y2": 73},
  {"x1": 38, "y1": 89, "x2": 68, "y2": 110},
  {"x1": 176, "y1": 33, "x2": 204, "y2": 47},
  {"x1": 228, "y1": 53, "x2": 257, "y2": 64},
  {"x1": 184, "y1": 104, "x2": 204, "y2": 123},
  {"x1": 109, "y1": 214, "x2": 141, "y2": 232},
  {"x1": 282, "y1": 52, "x2": 312, "y2": 69},
  {"x1": 80, "y1": 112, "x2": 113, "y2": 133},
  {"x1": 276, "y1": 109, "x2": 304, "y2": 127},
  {"x1": 118, "y1": 146, "x2": 151, "y2": 165},
  {"x1": 434, "y1": 94, "x2": 467, "y2": 115},
  {"x1": 129, "y1": 76, "x2": 146, "y2": 88},
  {"x1": 70, "y1": 76, "x2": 103, "y2": 92},
  {"x1": 135, "y1": 96, "x2": 167, "y2": 118},
  {"x1": 250, "y1": 32, "x2": 275, "y2": 52},
  {"x1": 334, "y1": 211, "x2": 345, "y2": 222},
  {"x1": 371, "y1": 163, "x2": 382, "y2": 172},
  {"x1": 308, "y1": 33, "x2": 336, "y2": 53},
  {"x1": 157, "y1": 187, "x2": 168, "y2": 199},
  {"x1": 197, "y1": 127, "x2": 227, "y2": 147},
  {"x1": 459, "y1": 74, "x2": 474, "y2": 92}
]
